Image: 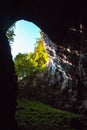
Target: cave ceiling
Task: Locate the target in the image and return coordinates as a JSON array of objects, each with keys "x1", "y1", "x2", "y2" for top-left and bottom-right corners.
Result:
[{"x1": 0, "y1": 0, "x2": 87, "y2": 44}]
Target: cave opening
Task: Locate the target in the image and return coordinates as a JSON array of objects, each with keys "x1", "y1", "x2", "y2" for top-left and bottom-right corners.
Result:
[
  {"x1": 2, "y1": 19, "x2": 87, "y2": 130},
  {"x1": 6, "y1": 20, "x2": 41, "y2": 59}
]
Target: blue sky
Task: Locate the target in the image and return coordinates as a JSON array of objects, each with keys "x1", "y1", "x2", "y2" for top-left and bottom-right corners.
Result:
[{"x1": 10, "y1": 20, "x2": 41, "y2": 59}]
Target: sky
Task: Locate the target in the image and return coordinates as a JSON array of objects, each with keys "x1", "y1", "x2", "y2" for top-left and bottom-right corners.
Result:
[{"x1": 10, "y1": 20, "x2": 41, "y2": 59}]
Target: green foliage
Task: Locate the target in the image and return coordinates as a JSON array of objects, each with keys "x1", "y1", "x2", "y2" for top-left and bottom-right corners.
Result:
[
  {"x1": 14, "y1": 36, "x2": 49, "y2": 80},
  {"x1": 16, "y1": 99, "x2": 82, "y2": 130},
  {"x1": 6, "y1": 23, "x2": 15, "y2": 44},
  {"x1": 31, "y1": 38, "x2": 49, "y2": 72},
  {"x1": 14, "y1": 53, "x2": 33, "y2": 80}
]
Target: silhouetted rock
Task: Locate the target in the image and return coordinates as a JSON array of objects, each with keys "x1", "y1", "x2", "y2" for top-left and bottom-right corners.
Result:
[{"x1": 70, "y1": 118, "x2": 85, "y2": 130}]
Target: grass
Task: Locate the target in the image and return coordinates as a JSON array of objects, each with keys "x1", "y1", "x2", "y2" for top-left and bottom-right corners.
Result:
[{"x1": 16, "y1": 99, "x2": 82, "y2": 130}]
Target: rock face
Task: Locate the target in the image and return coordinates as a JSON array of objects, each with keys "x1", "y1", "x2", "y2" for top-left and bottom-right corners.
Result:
[
  {"x1": 43, "y1": 32, "x2": 87, "y2": 114},
  {"x1": 79, "y1": 51, "x2": 87, "y2": 88},
  {"x1": 19, "y1": 31, "x2": 87, "y2": 114}
]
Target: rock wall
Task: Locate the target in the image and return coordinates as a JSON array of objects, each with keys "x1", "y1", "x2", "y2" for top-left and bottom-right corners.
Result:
[
  {"x1": 42, "y1": 32, "x2": 87, "y2": 113},
  {"x1": 19, "y1": 29, "x2": 87, "y2": 114}
]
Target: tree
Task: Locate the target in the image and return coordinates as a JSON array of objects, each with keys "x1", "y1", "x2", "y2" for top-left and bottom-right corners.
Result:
[
  {"x1": 14, "y1": 53, "x2": 35, "y2": 80},
  {"x1": 14, "y1": 34, "x2": 49, "y2": 80},
  {"x1": 33, "y1": 38, "x2": 49, "y2": 72},
  {"x1": 6, "y1": 23, "x2": 15, "y2": 44}
]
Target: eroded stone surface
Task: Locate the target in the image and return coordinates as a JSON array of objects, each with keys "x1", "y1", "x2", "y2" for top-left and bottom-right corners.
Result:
[{"x1": 19, "y1": 32, "x2": 87, "y2": 114}]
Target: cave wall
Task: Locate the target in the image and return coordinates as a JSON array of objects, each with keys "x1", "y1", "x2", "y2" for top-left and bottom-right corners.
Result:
[
  {"x1": 43, "y1": 32, "x2": 87, "y2": 113},
  {"x1": 0, "y1": 30, "x2": 19, "y2": 129},
  {"x1": 0, "y1": 1, "x2": 87, "y2": 129},
  {"x1": 19, "y1": 32, "x2": 87, "y2": 114}
]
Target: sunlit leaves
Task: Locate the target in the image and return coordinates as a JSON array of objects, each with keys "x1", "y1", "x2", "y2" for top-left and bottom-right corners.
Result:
[
  {"x1": 14, "y1": 36, "x2": 49, "y2": 80},
  {"x1": 33, "y1": 39, "x2": 49, "y2": 71}
]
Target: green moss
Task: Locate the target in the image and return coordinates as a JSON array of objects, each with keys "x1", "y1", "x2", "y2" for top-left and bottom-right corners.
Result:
[{"x1": 16, "y1": 99, "x2": 82, "y2": 130}]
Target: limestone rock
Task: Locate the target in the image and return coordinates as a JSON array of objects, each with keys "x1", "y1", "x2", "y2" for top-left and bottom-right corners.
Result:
[{"x1": 19, "y1": 33, "x2": 87, "y2": 114}]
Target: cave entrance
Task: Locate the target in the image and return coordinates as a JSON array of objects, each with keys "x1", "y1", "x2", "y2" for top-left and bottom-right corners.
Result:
[
  {"x1": 6, "y1": 19, "x2": 59, "y2": 129},
  {"x1": 6, "y1": 20, "x2": 41, "y2": 59},
  {"x1": 6, "y1": 19, "x2": 49, "y2": 80}
]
